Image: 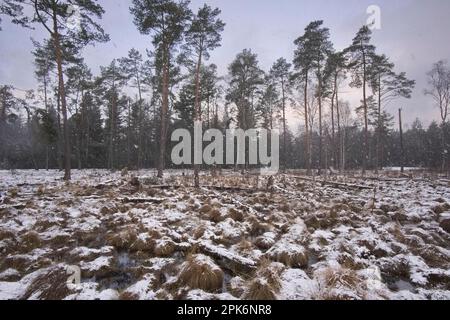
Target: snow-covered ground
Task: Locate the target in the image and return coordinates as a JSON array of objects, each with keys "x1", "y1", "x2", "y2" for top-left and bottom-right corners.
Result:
[{"x1": 0, "y1": 169, "x2": 449, "y2": 300}]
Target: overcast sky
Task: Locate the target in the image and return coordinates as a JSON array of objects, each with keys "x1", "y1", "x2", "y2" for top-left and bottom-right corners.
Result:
[{"x1": 1, "y1": 0, "x2": 450, "y2": 129}]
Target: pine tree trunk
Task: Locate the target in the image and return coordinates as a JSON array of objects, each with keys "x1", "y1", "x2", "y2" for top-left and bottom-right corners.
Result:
[
  {"x1": 399, "y1": 108, "x2": 405, "y2": 174},
  {"x1": 282, "y1": 79, "x2": 287, "y2": 173},
  {"x1": 376, "y1": 74, "x2": 382, "y2": 174},
  {"x1": 335, "y1": 82, "x2": 342, "y2": 173},
  {"x1": 441, "y1": 121, "x2": 446, "y2": 173},
  {"x1": 318, "y1": 68, "x2": 323, "y2": 175},
  {"x1": 158, "y1": 43, "x2": 170, "y2": 178},
  {"x1": 52, "y1": 11, "x2": 71, "y2": 181},
  {"x1": 331, "y1": 85, "x2": 336, "y2": 169},
  {"x1": 136, "y1": 72, "x2": 143, "y2": 171},
  {"x1": 193, "y1": 49, "x2": 203, "y2": 188},
  {"x1": 304, "y1": 72, "x2": 311, "y2": 175},
  {"x1": 362, "y1": 48, "x2": 368, "y2": 176}
]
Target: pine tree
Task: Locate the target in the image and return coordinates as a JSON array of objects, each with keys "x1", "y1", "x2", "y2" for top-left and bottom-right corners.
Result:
[
  {"x1": 119, "y1": 48, "x2": 152, "y2": 169},
  {"x1": 345, "y1": 25, "x2": 376, "y2": 174},
  {"x1": 257, "y1": 74, "x2": 279, "y2": 131},
  {"x1": 201, "y1": 64, "x2": 221, "y2": 129},
  {"x1": 130, "y1": 0, "x2": 191, "y2": 178},
  {"x1": 324, "y1": 51, "x2": 347, "y2": 171},
  {"x1": 97, "y1": 60, "x2": 128, "y2": 170},
  {"x1": 368, "y1": 53, "x2": 415, "y2": 172},
  {"x1": 293, "y1": 21, "x2": 332, "y2": 174},
  {"x1": 227, "y1": 49, "x2": 264, "y2": 131},
  {"x1": 270, "y1": 58, "x2": 291, "y2": 172},
  {"x1": 183, "y1": 4, "x2": 224, "y2": 187},
  {"x1": 226, "y1": 49, "x2": 264, "y2": 172},
  {"x1": 1, "y1": 0, "x2": 109, "y2": 180}
]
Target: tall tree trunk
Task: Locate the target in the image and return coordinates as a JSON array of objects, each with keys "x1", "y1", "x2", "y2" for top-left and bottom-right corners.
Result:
[
  {"x1": 56, "y1": 87, "x2": 63, "y2": 171},
  {"x1": 317, "y1": 68, "x2": 323, "y2": 175},
  {"x1": 158, "y1": 43, "x2": 170, "y2": 178},
  {"x1": 331, "y1": 85, "x2": 336, "y2": 169},
  {"x1": 362, "y1": 48, "x2": 368, "y2": 176},
  {"x1": 127, "y1": 99, "x2": 131, "y2": 168},
  {"x1": 282, "y1": 78, "x2": 287, "y2": 173},
  {"x1": 109, "y1": 91, "x2": 116, "y2": 170},
  {"x1": 43, "y1": 73, "x2": 50, "y2": 170},
  {"x1": 376, "y1": 73, "x2": 382, "y2": 174},
  {"x1": 193, "y1": 49, "x2": 203, "y2": 188},
  {"x1": 136, "y1": 69, "x2": 143, "y2": 171},
  {"x1": 304, "y1": 72, "x2": 311, "y2": 175},
  {"x1": 335, "y1": 80, "x2": 342, "y2": 173},
  {"x1": 441, "y1": 121, "x2": 446, "y2": 173},
  {"x1": 52, "y1": 11, "x2": 71, "y2": 180},
  {"x1": 399, "y1": 108, "x2": 405, "y2": 174}
]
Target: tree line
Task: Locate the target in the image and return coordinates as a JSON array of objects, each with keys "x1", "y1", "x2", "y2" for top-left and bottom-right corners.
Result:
[{"x1": 0, "y1": 0, "x2": 449, "y2": 180}]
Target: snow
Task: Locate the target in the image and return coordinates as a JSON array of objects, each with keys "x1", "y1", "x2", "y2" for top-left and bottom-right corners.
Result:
[{"x1": 0, "y1": 169, "x2": 449, "y2": 300}]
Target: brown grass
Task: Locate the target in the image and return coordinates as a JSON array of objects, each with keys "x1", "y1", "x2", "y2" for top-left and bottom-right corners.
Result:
[
  {"x1": 153, "y1": 238, "x2": 176, "y2": 257},
  {"x1": 236, "y1": 239, "x2": 253, "y2": 252},
  {"x1": 255, "y1": 234, "x2": 275, "y2": 250},
  {"x1": 314, "y1": 266, "x2": 365, "y2": 300},
  {"x1": 228, "y1": 276, "x2": 245, "y2": 297},
  {"x1": 243, "y1": 278, "x2": 277, "y2": 300},
  {"x1": 119, "y1": 291, "x2": 139, "y2": 300},
  {"x1": 21, "y1": 266, "x2": 73, "y2": 300},
  {"x1": 193, "y1": 224, "x2": 207, "y2": 239},
  {"x1": 0, "y1": 228, "x2": 15, "y2": 241},
  {"x1": 36, "y1": 185, "x2": 45, "y2": 196},
  {"x1": 9, "y1": 187, "x2": 19, "y2": 198},
  {"x1": 19, "y1": 231, "x2": 42, "y2": 252},
  {"x1": 199, "y1": 204, "x2": 213, "y2": 214},
  {"x1": 106, "y1": 227, "x2": 138, "y2": 250},
  {"x1": 178, "y1": 254, "x2": 224, "y2": 292},
  {"x1": 228, "y1": 208, "x2": 244, "y2": 222},
  {"x1": 208, "y1": 209, "x2": 224, "y2": 223},
  {"x1": 257, "y1": 259, "x2": 284, "y2": 291},
  {"x1": 1, "y1": 255, "x2": 32, "y2": 273},
  {"x1": 267, "y1": 243, "x2": 309, "y2": 268},
  {"x1": 100, "y1": 205, "x2": 118, "y2": 215}
]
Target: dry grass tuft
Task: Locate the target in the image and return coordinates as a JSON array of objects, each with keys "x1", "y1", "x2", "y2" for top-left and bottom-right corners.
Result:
[
  {"x1": 119, "y1": 291, "x2": 139, "y2": 300},
  {"x1": 153, "y1": 238, "x2": 176, "y2": 257},
  {"x1": 19, "y1": 231, "x2": 42, "y2": 252},
  {"x1": 208, "y1": 209, "x2": 224, "y2": 223},
  {"x1": 248, "y1": 216, "x2": 271, "y2": 237},
  {"x1": 243, "y1": 278, "x2": 277, "y2": 300},
  {"x1": 199, "y1": 204, "x2": 213, "y2": 214},
  {"x1": 178, "y1": 254, "x2": 224, "y2": 292},
  {"x1": 257, "y1": 259, "x2": 285, "y2": 291},
  {"x1": 0, "y1": 228, "x2": 15, "y2": 241},
  {"x1": 236, "y1": 239, "x2": 253, "y2": 252},
  {"x1": 314, "y1": 266, "x2": 365, "y2": 300},
  {"x1": 36, "y1": 185, "x2": 45, "y2": 196},
  {"x1": 106, "y1": 227, "x2": 138, "y2": 250},
  {"x1": 9, "y1": 187, "x2": 19, "y2": 198},
  {"x1": 266, "y1": 242, "x2": 309, "y2": 268},
  {"x1": 228, "y1": 207, "x2": 244, "y2": 222},
  {"x1": 228, "y1": 276, "x2": 245, "y2": 297},
  {"x1": 193, "y1": 224, "x2": 207, "y2": 239},
  {"x1": 439, "y1": 218, "x2": 450, "y2": 233},
  {"x1": 255, "y1": 233, "x2": 276, "y2": 250},
  {"x1": 100, "y1": 205, "x2": 118, "y2": 215},
  {"x1": 21, "y1": 266, "x2": 73, "y2": 300}
]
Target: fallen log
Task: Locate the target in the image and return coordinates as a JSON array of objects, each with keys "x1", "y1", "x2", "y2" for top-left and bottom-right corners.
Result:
[
  {"x1": 203, "y1": 186, "x2": 253, "y2": 192},
  {"x1": 120, "y1": 197, "x2": 165, "y2": 204},
  {"x1": 291, "y1": 176, "x2": 373, "y2": 190},
  {"x1": 147, "y1": 185, "x2": 182, "y2": 190},
  {"x1": 0, "y1": 204, "x2": 26, "y2": 210},
  {"x1": 195, "y1": 241, "x2": 257, "y2": 275}
]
